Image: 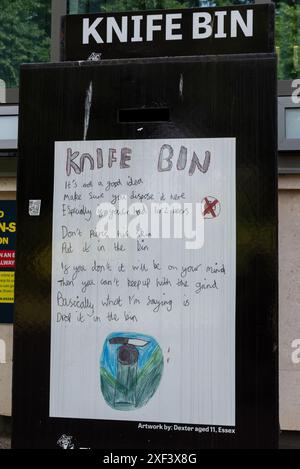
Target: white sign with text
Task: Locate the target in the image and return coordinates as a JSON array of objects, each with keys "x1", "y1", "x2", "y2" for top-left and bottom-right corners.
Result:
[{"x1": 50, "y1": 138, "x2": 236, "y2": 426}]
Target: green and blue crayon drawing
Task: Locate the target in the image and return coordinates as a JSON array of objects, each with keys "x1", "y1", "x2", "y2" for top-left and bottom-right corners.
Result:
[{"x1": 100, "y1": 332, "x2": 164, "y2": 411}]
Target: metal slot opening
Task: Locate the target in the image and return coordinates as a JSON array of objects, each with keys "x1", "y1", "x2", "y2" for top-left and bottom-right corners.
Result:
[{"x1": 118, "y1": 108, "x2": 170, "y2": 123}]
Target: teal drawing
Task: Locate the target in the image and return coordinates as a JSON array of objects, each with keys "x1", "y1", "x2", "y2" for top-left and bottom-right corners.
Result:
[{"x1": 100, "y1": 332, "x2": 164, "y2": 411}]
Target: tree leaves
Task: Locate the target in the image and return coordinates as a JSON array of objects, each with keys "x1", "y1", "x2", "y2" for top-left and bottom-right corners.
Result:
[
  {"x1": 0, "y1": 0, "x2": 51, "y2": 88},
  {"x1": 276, "y1": 2, "x2": 300, "y2": 79}
]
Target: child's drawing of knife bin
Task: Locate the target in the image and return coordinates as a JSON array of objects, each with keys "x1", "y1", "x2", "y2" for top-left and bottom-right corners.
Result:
[{"x1": 109, "y1": 337, "x2": 149, "y2": 409}]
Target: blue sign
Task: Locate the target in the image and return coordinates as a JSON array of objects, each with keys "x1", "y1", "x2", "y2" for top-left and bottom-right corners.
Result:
[{"x1": 0, "y1": 200, "x2": 16, "y2": 323}]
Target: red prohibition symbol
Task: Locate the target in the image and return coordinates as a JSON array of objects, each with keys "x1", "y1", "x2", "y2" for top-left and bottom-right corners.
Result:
[{"x1": 202, "y1": 196, "x2": 221, "y2": 219}]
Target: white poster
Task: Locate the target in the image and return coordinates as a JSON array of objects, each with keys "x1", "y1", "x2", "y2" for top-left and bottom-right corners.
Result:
[{"x1": 50, "y1": 138, "x2": 236, "y2": 426}]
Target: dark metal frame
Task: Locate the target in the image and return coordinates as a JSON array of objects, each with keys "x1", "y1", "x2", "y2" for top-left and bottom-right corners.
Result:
[{"x1": 13, "y1": 52, "x2": 278, "y2": 449}]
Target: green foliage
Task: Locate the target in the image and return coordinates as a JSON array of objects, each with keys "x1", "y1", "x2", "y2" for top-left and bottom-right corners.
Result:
[
  {"x1": 276, "y1": 2, "x2": 300, "y2": 79},
  {"x1": 102, "y1": 1, "x2": 188, "y2": 12},
  {"x1": 70, "y1": 0, "x2": 190, "y2": 12},
  {"x1": 0, "y1": 0, "x2": 51, "y2": 88},
  {"x1": 70, "y1": 0, "x2": 253, "y2": 14}
]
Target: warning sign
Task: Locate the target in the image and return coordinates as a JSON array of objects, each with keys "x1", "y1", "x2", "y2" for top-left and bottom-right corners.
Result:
[
  {"x1": 0, "y1": 201, "x2": 16, "y2": 322},
  {"x1": 0, "y1": 271, "x2": 15, "y2": 303},
  {"x1": 0, "y1": 251, "x2": 15, "y2": 268}
]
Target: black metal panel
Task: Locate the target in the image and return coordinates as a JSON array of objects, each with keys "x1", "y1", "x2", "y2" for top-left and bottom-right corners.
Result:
[
  {"x1": 62, "y1": 5, "x2": 275, "y2": 61},
  {"x1": 12, "y1": 54, "x2": 278, "y2": 449}
]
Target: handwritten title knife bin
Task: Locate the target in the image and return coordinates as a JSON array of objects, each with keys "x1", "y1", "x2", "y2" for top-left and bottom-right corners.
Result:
[{"x1": 12, "y1": 18, "x2": 278, "y2": 450}]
